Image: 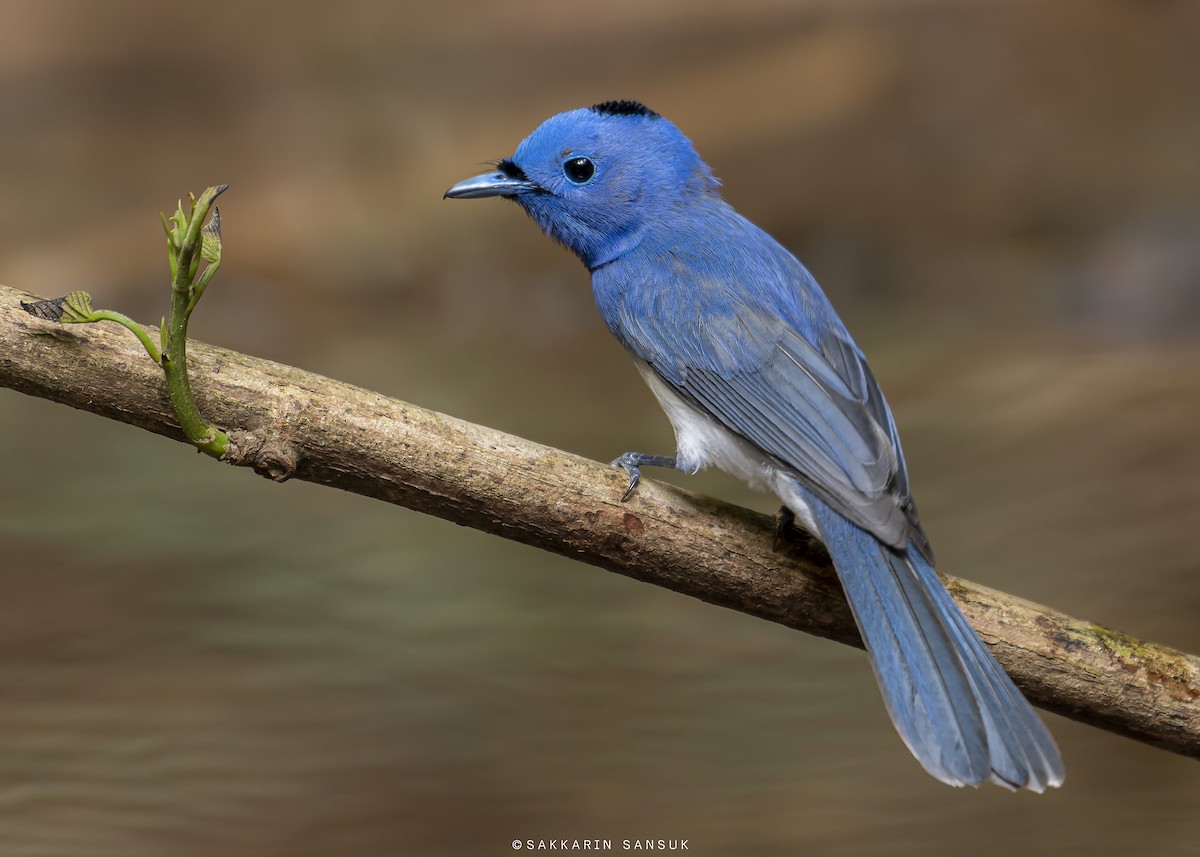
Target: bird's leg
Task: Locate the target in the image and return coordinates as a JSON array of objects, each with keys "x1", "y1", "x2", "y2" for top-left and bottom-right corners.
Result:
[
  {"x1": 771, "y1": 505, "x2": 824, "y2": 559},
  {"x1": 610, "y1": 452, "x2": 678, "y2": 502},
  {"x1": 772, "y1": 506, "x2": 800, "y2": 553}
]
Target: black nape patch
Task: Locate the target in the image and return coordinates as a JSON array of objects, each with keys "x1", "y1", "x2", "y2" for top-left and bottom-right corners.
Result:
[
  {"x1": 496, "y1": 158, "x2": 528, "y2": 181},
  {"x1": 590, "y1": 100, "x2": 659, "y2": 119}
]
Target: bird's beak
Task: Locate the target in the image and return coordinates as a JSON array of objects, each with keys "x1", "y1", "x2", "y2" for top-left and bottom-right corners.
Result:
[{"x1": 443, "y1": 170, "x2": 536, "y2": 200}]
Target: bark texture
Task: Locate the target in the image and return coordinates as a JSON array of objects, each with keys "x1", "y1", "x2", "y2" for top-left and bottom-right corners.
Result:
[{"x1": 2, "y1": 282, "x2": 1197, "y2": 759}]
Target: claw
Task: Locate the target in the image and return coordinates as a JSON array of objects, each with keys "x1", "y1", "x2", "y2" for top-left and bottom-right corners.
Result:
[
  {"x1": 611, "y1": 453, "x2": 642, "y2": 502},
  {"x1": 608, "y1": 452, "x2": 678, "y2": 502},
  {"x1": 620, "y1": 472, "x2": 640, "y2": 502}
]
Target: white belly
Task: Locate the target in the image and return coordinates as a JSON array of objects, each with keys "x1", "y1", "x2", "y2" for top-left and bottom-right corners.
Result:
[{"x1": 634, "y1": 360, "x2": 819, "y2": 536}]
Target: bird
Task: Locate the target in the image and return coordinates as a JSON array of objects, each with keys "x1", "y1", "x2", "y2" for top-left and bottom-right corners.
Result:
[{"x1": 444, "y1": 100, "x2": 1064, "y2": 791}]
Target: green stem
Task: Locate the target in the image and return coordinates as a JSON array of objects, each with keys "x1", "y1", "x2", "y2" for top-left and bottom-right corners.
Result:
[
  {"x1": 187, "y1": 258, "x2": 220, "y2": 315},
  {"x1": 163, "y1": 283, "x2": 228, "y2": 458},
  {"x1": 161, "y1": 188, "x2": 230, "y2": 459},
  {"x1": 89, "y1": 311, "x2": 162, "y2": 363}
]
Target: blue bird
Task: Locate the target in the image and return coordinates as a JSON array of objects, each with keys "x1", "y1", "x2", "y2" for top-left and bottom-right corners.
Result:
[{"x1": 445, "y1": 100, "x2": 1064, "y2": 791}]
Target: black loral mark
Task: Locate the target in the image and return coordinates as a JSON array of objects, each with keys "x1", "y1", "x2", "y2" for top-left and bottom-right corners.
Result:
[{"x1": 496, "y1": 158, "x2": 528, "y2": 180}]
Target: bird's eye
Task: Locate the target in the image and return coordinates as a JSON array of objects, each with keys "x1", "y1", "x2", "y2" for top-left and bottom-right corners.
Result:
[{"x1": 563, "y1": 157, "x2": 595, "y2": 184}]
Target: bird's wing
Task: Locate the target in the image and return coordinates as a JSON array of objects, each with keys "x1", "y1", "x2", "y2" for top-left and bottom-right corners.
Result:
[{"x1": 615, "y1": 280, "x2": 930, "y2": 558}]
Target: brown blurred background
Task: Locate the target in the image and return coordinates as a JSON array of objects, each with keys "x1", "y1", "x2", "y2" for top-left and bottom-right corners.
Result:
[{"x1": 1, "y1": 0, "x2": 1199, "y2": 854}]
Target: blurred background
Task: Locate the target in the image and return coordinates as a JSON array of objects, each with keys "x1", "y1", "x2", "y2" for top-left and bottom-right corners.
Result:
[{"x1": 1, "y1": 0, "x2": 1199, "y2": 853}]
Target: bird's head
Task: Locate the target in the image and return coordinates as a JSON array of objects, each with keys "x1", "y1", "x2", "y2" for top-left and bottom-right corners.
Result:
[{"x1": 445, "y1": 101, "x2": 719, "y2": 269}]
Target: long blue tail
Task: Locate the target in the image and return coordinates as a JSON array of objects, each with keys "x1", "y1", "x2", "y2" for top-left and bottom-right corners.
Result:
[{"x1": 802, "y1": 493, "x2": 1064, "y2": 790}]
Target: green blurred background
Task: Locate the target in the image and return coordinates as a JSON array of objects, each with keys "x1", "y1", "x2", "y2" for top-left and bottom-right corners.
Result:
[{"x1": 2, "y1": 0, "x2": 1199, "y2": 854}]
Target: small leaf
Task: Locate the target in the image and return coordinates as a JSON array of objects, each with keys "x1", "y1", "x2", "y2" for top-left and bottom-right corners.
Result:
[
  {"x1": 19, "y1": 290, "x2": 97, "y2": 324},
  {"x1": 20, "y1": 295, "x2": 68, "y2": 322},
  {"x1": 59, "y1": 290, "x2": 97, "y2": 323},
  {"x1": 201, "y1": 207, "x2": 222, "y2": 263}
]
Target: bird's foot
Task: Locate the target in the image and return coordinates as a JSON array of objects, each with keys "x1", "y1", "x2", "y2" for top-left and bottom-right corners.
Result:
[
  {"x1": 772, "y1": 506, "x2": 802, "y2": 553},
  {"x1": 771, "y1": 505, "x2": 826, "y2": 561},
  {"x1": 609, "y1": 452, "x2": 678, "y2": 502}
]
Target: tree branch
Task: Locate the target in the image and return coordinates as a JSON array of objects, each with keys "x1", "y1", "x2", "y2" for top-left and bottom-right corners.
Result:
[{"x1": 2, "y1": 281, "x2": 1197, "y2": 759}]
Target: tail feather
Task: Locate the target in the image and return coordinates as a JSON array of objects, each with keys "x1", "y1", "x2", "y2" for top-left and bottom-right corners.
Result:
[
  {"x1": 907, "y1": 556, "x2": 1064, "y2": 791},
  {"x1": 802, "y1": 493, "x2": 1065, "y2": 791}
]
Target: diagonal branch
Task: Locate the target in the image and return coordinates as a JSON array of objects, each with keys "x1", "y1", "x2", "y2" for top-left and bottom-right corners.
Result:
[{"x1": 1, "y1": 281, "x2": 1197, "y2": 759}]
